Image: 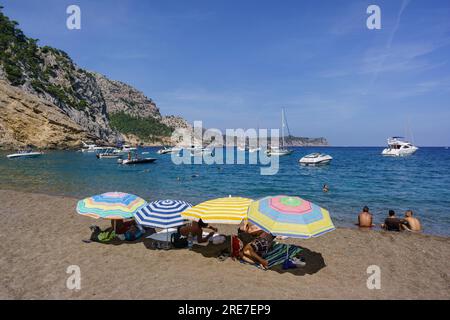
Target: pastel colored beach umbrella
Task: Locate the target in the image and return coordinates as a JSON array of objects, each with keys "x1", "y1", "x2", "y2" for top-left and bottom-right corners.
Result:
[
  {"x1": 247, "y1": 195, "x2": 335, "y2": 239},
  {"x1": 76, "y1": 192, "x2": 147, "y2": 220},
  {"x1": 181, "y1": 196, "x2": 253, "y2": 224},
  {"x1": 134, "y1": 199, "x2": 192, "y2": 228}
]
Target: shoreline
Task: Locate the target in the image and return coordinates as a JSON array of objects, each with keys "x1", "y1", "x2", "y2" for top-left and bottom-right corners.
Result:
[
  {"x1": 0, "y1": 189, "x2": 449, "y2": 299},
  {"x1": 1, "y1": 187, "x2": 448, "y2": 239}
]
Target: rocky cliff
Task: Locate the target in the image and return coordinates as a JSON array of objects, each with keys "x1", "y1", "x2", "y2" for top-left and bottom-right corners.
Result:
[
  {"x1": 0, "y1": 80, "x2": 91, "y2": 149},
  {"x1": 0, "y1": 8, "x2": 190, "y2": 149}
]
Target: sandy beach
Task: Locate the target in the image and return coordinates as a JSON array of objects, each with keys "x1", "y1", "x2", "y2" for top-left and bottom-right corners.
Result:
[{"x1": 0, "y1": 189, "x2": 449, "y2": 300}]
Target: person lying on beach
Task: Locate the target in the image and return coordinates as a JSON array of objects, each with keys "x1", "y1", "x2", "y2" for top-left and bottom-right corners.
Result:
[
  {"x1": 239, "y1": 232, "x2": 276, "y2": 270},
  {"x1": 381, "y1": 210, "x2": 404, "y2": 232},
  {"x1": 113, "y1": 219, "x2": 136, "y2": 234},
  {"x1": 357, "y1": 206, "x2": 375, "y2": 228},
  {"x1": 178, "y1": 219, "x2": 218, "y2": 243},
  {"x1": 401, "y1": 210, "x2": 422, "y2": 232}
]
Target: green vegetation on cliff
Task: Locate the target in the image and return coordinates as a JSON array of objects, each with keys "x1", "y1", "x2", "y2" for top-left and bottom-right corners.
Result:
[
  {"x1": 0, "y1": 7, "x2": 86, "y2": 110},
  {"x1": 109, "y1": 111, "x2": 173, "y2": 141}
]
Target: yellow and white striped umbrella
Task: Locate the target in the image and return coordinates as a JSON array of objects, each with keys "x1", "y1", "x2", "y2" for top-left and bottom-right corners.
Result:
[{"x1": 181, "y1": 196, "x2": 253, "y2": 224}]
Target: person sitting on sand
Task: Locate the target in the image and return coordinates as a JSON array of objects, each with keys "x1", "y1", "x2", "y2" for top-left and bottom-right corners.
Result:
[
  {"x1": 239, "y1": 232, "x2": 276, "y2": 270},
  {"x1": 401, "y1": 210, "x2": 422, "y2": 232},
  {"x1": 381, "y1": 210, "x2": 403, "y2": 232},
  {"x1": 357, "y1": 206, "x2": 375, "y2": 228},
  {"x1": 178, "y1": 219, "x2": 218, "y2": 243}
]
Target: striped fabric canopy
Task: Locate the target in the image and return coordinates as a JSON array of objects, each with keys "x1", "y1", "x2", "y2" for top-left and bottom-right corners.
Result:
[
  {"x1": 76, "y1": 192, "x2": 147, "y2": 220},
  {"x1": 247, "y1": 195, "x2": 335, "y2": 239},
  {"x1": 134, "y1": 199, "x2": 192, "y2": 228},
  {"x1": 181, "y1": 197, "x2": 253, "y2": 224}
]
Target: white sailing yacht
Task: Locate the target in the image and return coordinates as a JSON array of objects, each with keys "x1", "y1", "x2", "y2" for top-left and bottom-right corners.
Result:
[{"x1": 266, "y1": 108, "x2": 293, "y2": 156}]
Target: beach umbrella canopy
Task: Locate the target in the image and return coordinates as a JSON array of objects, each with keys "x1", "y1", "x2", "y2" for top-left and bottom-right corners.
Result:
[
  {"x1": 181, "y1": 196, "x2": 253, "y2": 224},
  {"x1": 247, "y1": 195, "x2": 335, "y2": 239},
  {"x1": 76, "y1": 192, "x2": 147, "y2": 220},
  {"x1": 134, "y1": 199, "x2": 192, "y2": 228}
]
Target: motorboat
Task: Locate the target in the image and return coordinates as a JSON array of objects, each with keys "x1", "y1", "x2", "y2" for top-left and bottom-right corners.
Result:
[
  {"x1": 6, "y1": 150, "x2": 43, "y2": 159},
  {"x1": 299, "y1": 153, "x2": 333, "y2": 166},
  {"x1": 266, "y1": 108, "x2": 293, "y2": 156},
  {"x1": 96, "y1": 147, "x2": 121, "y2": 159},
  {"x1": 248, "y1": 147, "x2": 261, "y2": 153},
  {"x1": 80, "y1": 141, "x2": 104, "y2": 153},
  {"x1": 118, "y1": 158, "x2": 157, "y2": 165},
  {"x1": 157, "y1": 146, "x2": 182, "y2": 155},
  {"x1": 381, "y1": 137, "x2": 418, "y2": 157}
]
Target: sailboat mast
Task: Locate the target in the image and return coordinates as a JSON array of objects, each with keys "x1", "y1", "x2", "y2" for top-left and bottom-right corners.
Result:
[{"x1": 281, "y1": 108, "x2": 285, "y2": 148}]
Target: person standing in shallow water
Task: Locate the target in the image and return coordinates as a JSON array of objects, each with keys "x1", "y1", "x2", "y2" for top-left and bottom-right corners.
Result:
[{"x1": 357, "y1": 206, "x2": 374, "y2": 228}]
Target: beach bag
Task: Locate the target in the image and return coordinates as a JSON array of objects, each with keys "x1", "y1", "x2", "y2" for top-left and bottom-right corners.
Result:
[{"x1": 171, "y1": 232, "x2": 188, "y2": 248}]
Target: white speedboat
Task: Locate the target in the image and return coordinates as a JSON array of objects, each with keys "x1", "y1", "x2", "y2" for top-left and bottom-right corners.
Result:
[
  {"x1": 118, "y1": 157, "x2": 157, "y2": 165},
  {"x1": 6, "y1": 150, "x2": 43, "y2": 159},
  {"x1": 266, "y1": 108, "x2": 293, "y2": 156},
  {"x1": 96, "y1": 147, "x2": 121, "y2": 159},
  {"x1": 382, "y1": 137, "x2": 418, "y2": 157},
  {"x1": 157, "y1": 146, "x2": 182, "y2": 155},
  {"x1": 299, "y1": 153, "x2": 333, "y2": 166},
  {"x1": 80, "y1": 141, "x2": 105, "y2": 153},
  {"x1": 248, "y1": 147, "x2": 261, "y2": 153}
]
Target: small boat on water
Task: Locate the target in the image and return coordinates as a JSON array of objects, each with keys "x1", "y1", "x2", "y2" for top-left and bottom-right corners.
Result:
[
  {"x1": 118, "y1": 157, "x2": 157, "y2": 165},
  {"x1": 96, "y1": 147, "x2": 121, "y2": 159},
  {"x1": 6, "y1": 150, "x2": 43, "y2": 159},
  {"x1": 118, "y1": 151, "x2": 156, "y2": 165},
  {"x1": 266, "y1": 108, "x2": 293, "y2": 156},
  {"x1": 382, "y1": 137, "x2": 418, "y2": 157},
  {"x1": 157, "y1": 146, "x2": 181, "y2": 155},
  {"x1": 299, "y1": 153, "x2": 333, "y2": 166},
  {"x1": 80, "y1": 141, "x2": 105, "y2": 153},
  {"x1": 248, "y1": 147, "x2": 261, "y2": 153}
]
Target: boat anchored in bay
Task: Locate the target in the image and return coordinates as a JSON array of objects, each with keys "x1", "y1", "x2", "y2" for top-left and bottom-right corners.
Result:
[{"x1": 382, "y1": 137, "x2": 418, "y2": 157}]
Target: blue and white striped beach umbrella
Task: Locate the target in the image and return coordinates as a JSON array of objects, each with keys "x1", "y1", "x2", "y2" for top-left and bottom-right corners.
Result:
[{"x1": 134, "y1": 199, "x2": 192, "y2": 228}]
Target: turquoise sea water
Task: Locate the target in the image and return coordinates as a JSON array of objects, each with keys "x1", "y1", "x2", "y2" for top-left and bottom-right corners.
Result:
[{"x1": 1, "y1": 147, "x2": 449, "y2": 236}]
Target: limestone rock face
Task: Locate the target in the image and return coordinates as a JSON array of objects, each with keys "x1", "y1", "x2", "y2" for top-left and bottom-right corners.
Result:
[
  {"x1": 0, "y1": 81, "x2": 91, "y2": 149},
  {"x1": 93, "y1": 73, "x2": 161, "y2": 119}
]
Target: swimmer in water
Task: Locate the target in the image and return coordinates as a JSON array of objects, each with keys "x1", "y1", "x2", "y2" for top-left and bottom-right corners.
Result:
[{"x1": 323, "y1": 184, "x2": 329, "y2": 193}]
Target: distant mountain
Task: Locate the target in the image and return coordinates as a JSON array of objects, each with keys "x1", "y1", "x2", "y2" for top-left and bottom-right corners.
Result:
[{"x1": 0, "y1": 7, "x2": 190, "y2": 149}]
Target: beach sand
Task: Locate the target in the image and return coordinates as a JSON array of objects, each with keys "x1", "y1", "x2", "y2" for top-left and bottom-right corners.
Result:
[{"x1": 0, "y1": 189, "x2": 449, "y2": 300}]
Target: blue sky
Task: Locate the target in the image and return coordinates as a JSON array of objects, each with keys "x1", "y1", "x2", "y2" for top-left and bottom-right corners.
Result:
[{"x1": 2, "y1": 0, "x2": 450, "y2": 146}]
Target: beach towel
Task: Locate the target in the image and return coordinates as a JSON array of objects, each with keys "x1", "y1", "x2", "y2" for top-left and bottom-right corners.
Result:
[
  {"x1": 265, "y1": 242, "x2": 302, "y2": 269},
  {"x1": 238, "y1": 242, "x2": 303, "y2": 269}
]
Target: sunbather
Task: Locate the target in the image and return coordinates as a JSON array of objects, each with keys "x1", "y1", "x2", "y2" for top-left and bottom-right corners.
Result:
[
  {"x1": 178, "y1": 219, "x2": 218, "y2": 243},
  {"x1": 239, "y1": 232, "x2": 276, "y2": 270}
]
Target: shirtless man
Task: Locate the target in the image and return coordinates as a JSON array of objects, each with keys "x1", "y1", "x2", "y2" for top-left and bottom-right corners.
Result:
[
  {"x1": 178, "y1": 219, "x2": 218, "y2": 243},
  {"x1": 402, "y1": 210, "x2": 422, "y2": 232},
  {"x1": 357, "y1": 206, "x2": 374, "y2": 228}
]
